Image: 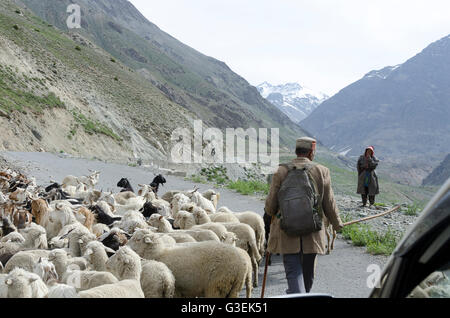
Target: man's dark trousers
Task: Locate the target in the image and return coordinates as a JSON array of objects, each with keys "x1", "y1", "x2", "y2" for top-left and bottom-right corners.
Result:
[{"x1": 282, "y1": 250, "x2": 317, "y2": 294}]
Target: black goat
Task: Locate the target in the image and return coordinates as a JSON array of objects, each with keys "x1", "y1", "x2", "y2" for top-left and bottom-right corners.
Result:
[
  {"x1": 1, "y1": 217, "x2": 17, "y2": 236},
  {"x1": 150, "y1": 174, "x2": 166, "y2": 194},
  {"x1": 117, "y1": 178, "x2": 134, "y2": 193},
  {"x1": 88, "y1": 205, "x2": 121, "y2": 226},
  {"x1": 99, "y1": 230, "x2": 130, "y2": 253},
  {"x1": 139, "y1": 201, "x2": 158, "y2": 219},
  {"x1": 45, "y1": 182, "x2": 61, "y2": 193}
]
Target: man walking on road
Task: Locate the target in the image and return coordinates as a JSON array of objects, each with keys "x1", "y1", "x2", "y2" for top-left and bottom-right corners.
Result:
[{"x1": 265, "y1": 137, "x2": 344, "y2": 294}]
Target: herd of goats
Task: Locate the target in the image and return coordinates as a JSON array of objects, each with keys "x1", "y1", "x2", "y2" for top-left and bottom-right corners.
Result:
[{"x1": 0, "y1": 168, "x2": 270, "y2": 298}]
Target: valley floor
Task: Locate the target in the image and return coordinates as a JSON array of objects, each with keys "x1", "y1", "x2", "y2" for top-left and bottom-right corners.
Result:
[{"x1": 1, "y1": 151, "x2": 392, "y2": 298}]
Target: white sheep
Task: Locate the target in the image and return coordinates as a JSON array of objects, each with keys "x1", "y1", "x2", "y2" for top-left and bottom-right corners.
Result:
[
  {"x1": 170, "y1": 193, "x2": 191, "y2": 218},
  {"x1": 0, "y1": 273, "x2": 7, "y2": 297},
  {"x1": 1, "y1": 231, "x2": 25, "y2": 244},
  {"x1": 127, "y1": 229, "x2": 177, "y2": 257},
  {"x1": 186, "y1": 191, "x2": 216, "y2": 213},
  {"x1": 209, "y1": 212, "x2": 240, "y2": 223},
  {"x1": 66, "y1": 226, "x2": 97, "y2": 257},
  {"x1": 161, "y1": 190, "x2": 183, "y2": 203},
  {"x1": 3, "y1": 268, "x2": 48, "y2": 298},
  {"x1": 147, "y1": 214, "x2": 195, "y2": 243},
  {"x1": 106, "y1": 246, "x2": 142, "y2": 281},
  {"x1": 128, "y1": 231, "x2": 247, "y2": 298},
  {"x1": 173, "y1": 210, "x2": 196, "y2": 230},
  {"x1": 218, "y1": 207, "x2": 266, "y2": 257},
  {"x1": 48, "y1": 249, "x2": 88, "y2": 279},
  {"x1": 32, "y1": 257, "x2": 59, "y2": 284},
  {"x1": 194, "y1": 209, "x2": 261, "y2": 287},
  {"x1": 78, "y1": 279, "x2": 144, "y2": 298},
  {"x1": 235, "y1": 247, "x2": 253, "y2": 298},
  {"x1": 202, "y1": 189, "x2": 221, "y2": 209},
  {"x1": 84, "y1": 241, "x2": 110, "y2": 271},
  {"x1": 141, "y1": 260, "x2": 175, "y2": 298},
  {"x1": 116, "y1": 210, "x2": 149, "y2": 234},
  {"x1": 151, "y1": 199, "x2": 172, "y2": 218},
  {"x1": 137, "y1": 184, "x2": 157, "y2": 202},
  {"x1": 148, "y1": 214, "x2": 219, "y2": 243},
  {"x1": 4, "y1": 250, "x2": 51, "y2": 274},
  {"x1": 46, "y1": 282, "x2": 79, "y2": 298},
  {"x1": 113, "y1": 197, "x2": 146, "y2": 216},
  {"x1": 92, "y1": 223, "x2": 110, "y2": 238},
  {"x1": 62, "y1": 270, "x2": 119, "y2": 292}
]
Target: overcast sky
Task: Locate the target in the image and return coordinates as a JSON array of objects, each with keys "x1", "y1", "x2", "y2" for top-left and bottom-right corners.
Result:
[{"x1": 129, "y1": 0, "x2": 450, "y2": 96}]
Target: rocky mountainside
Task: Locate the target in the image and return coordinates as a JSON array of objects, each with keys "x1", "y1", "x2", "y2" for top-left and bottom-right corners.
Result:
[
  {"x1": 257, "y1": 82, "x2": 328, "y2": 123},
  {"x1": 300, "y1": 34, "x2": 450, "y2": 184},
  {"x1": 0, "y1": 0, "x2": 207, "y2": 163},
  {"x1": 16, "y1": 0, "x2": 306, "y2": 149},
  {"x1": 422, "y1": 154, "x2": 450, "y2": 186}
]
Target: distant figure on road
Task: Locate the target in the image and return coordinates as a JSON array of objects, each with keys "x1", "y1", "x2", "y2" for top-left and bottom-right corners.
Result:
[
  {"x1": 265, "y1": 137, "x2": 343, "y2": 294},
  {"x1": 357, "y1": 146, "x2": 380, "y2": 207}
]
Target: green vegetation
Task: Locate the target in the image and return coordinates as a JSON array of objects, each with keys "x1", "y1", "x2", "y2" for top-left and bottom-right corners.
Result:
[
  {"x1": 404, "y1": 202, "x2": 421, "y2": 216},
  {"x1": 187, "y1": 165, "x2": 269, "y2": 195},
  {"x1": 340, "y1": 215, "x2": 400, "y2": 255},
  {"x1": 227, "y1": 180, "x2": 270, "y2": 196},
  {"x1": 71, "y1": 111, "x2": 122, "y2": 142},
  {"x1": 0, "y1": 64, "x2": 65, "y2": 114},
  {"x1": 75, "y1": 45, "x2": 81, "y2": 51}
]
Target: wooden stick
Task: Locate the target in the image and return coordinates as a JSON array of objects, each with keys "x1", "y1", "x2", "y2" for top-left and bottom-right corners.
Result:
[
  {"x1": 343, "y1": 205, "x2": 401, "y2": 227},
  {"x1": 261, "y1": 215, "x2": 274, "y2": 298},
  {"x1": 260, "y1": 250, "x2": 271, "y2": 299}
]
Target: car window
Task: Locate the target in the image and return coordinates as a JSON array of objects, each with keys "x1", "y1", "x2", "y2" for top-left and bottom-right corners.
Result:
[{"x1": 408, "y1": 269, "x2": 450, "y2": 298}]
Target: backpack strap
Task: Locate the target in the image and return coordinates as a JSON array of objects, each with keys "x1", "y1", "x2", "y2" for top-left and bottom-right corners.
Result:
[{"x1": 279, "y1": 163, "x2": 296, "y2": 171}]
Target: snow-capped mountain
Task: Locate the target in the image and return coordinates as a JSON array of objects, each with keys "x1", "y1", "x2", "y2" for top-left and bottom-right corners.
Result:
[{"x1": 257, "y1": 82, "x2": 329, "y2": 123}]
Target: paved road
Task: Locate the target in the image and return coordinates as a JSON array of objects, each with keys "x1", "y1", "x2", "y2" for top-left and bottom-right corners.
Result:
[{"x1": 2, "y1": 151, "x2": 389, "y2": 298}]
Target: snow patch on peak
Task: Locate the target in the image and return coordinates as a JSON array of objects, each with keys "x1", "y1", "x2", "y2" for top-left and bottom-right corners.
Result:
[{"x1": 257, "y1": 82, "x2": 329, "y2": 123}]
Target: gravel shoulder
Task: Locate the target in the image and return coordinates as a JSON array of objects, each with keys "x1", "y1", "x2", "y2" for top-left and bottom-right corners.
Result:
[{"x1": 1, "y1": 151, "x2": 390, "y2": 298}]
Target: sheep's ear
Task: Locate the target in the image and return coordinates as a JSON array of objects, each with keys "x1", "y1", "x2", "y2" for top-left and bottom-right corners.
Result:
[
  {"x1": 144, "y1": 237, "x2": 152, "y2": 244},
  {"x1": 85, "y1": 249, "x2": 93, "y2": 256},
  {"x1": 104, "y1": 247, "x2": 116, "y2": 255},
  {"x1": 125, "y1": 259, "x2": 130, "y2": 264},
  {"x1": 78, "y1": 239, "x2": 84, "y2": 244},
  {"x1": 6, "y1": 279, "x2": 12, "y2": 286},
  {"x1": 159, "y1": 215, "x2": 163, "y2": 221}
]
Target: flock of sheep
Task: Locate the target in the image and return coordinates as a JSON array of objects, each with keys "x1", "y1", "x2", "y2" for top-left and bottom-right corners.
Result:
[{"x1": 0, "y1": 168, "x2": 266, "y2": 298}]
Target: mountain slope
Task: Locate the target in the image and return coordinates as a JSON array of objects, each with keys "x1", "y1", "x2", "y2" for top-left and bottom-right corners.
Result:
[
  {"x1": 0, "y1": 0, "x2": 196, "y2": 161},
  {"x1": 257, "y1": 82, "x2": 328, "y2": 123},
  {"x1": 300, "y1": 34, "x2": 450, "y2": 183},
  {"x1": 17, "y1": 0, "x2": 306, "y2": 148},
  {"x1": 422, "y1": 154, "x2": 450, "y2": 186}
]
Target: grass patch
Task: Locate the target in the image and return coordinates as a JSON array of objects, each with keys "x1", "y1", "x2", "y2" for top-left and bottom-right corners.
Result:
[
  {"x1": 72, "y1": 111, "x2": 122, "y2": 142},
  {"x1": 0, "y1": 65, "x2": 65, "y2": 114},
  {"x1": 227, "y1": 180, "x2": 270, "y2": 196},
  {"x1": 404, "y1": 202, "x2": 421, "y2": 216},
  {"x1": 340, "y1": 215, "x2": 400, "y2": 255},
  {"x1": 186, "y1": 175, "x2": 208, "y2": 184}
]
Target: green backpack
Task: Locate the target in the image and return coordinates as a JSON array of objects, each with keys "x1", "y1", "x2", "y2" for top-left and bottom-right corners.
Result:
[{"x1": 277, "y1": 163, "x2": 322, "y2": 237}]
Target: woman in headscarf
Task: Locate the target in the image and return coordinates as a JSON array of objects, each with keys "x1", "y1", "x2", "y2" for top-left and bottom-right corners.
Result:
[{"x1": 357, "y1": 146, "x2": 379, "y2": 207}]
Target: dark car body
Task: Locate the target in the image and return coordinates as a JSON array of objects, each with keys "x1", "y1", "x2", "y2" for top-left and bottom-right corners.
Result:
[{"x1": 370, "y1": 178, "x2": 450, "y2": 298}]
